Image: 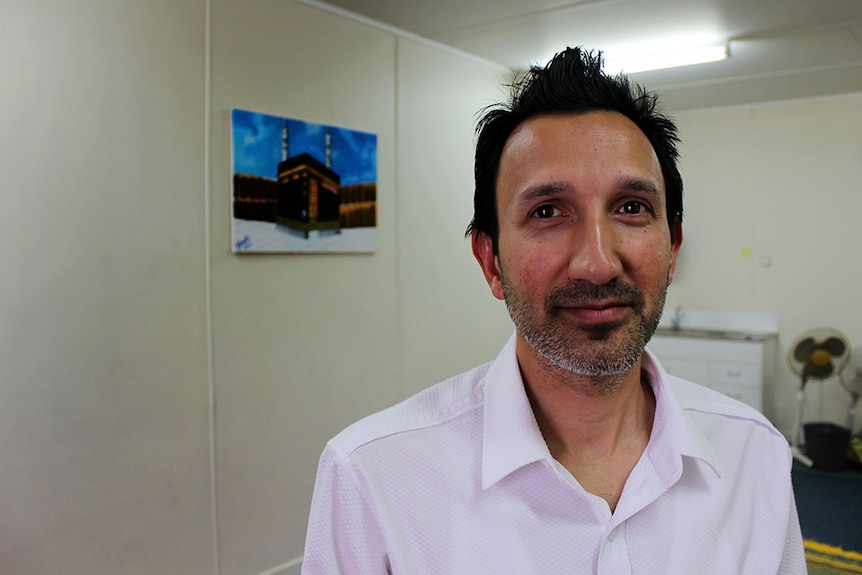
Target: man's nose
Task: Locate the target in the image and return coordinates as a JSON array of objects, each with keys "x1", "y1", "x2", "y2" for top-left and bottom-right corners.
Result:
[{"x1": 566, "y1": 217, "x2": 623, "y2": 286}]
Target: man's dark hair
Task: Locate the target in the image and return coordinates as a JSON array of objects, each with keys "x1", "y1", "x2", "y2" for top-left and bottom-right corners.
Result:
[{"x1": 466, "y1": 47, "x2": 683, "y2": 252}]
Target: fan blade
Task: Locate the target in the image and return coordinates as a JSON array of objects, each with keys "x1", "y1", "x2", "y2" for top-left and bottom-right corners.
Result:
[
  {"x1": 793, "y1": 337, "x2": 817, "y2": 363},
  {"x1": 822, "y1": 337, "x2": 846, "y2": 356},
  {"x1": 806, "y1": 362, "x2": 835, "y2": 379}
]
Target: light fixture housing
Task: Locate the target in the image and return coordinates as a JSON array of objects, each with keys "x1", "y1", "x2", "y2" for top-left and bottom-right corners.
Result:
[{"x1": 603, "y1": 42, "x2": 728, "y2": 74}]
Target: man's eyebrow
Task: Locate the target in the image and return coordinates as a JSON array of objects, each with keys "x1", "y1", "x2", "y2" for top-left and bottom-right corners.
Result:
[
  {"x1": 515, "y1": 182, "x2": 571, "y2": 204},
  {"x1": 619, "y1": 177, "x2": 663, "y2": 196},
  {"x1": 515, "y1": 178, "x2": 663, "y2": 205}
]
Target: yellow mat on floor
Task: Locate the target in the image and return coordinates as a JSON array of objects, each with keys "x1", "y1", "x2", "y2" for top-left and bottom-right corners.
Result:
[{"x1": 805, "y1": 540, "x2": 862, "y2": 575}]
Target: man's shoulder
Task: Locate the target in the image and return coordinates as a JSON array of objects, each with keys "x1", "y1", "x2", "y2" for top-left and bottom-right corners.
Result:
[
  {"x1": 327, "y1": 361, "x2": 492, "y2": 459},
  {"x1": 667, "y1": 375, "x2": 782, "y2": 437}
]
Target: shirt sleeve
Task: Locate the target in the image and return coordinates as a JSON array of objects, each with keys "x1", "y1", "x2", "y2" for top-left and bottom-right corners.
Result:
[
  {"x1": 778, "y1": 476, "x2": 807, "y2": 575},
  {"x1": 302, "y1": 444, "x2": 390, "y2": 575}
]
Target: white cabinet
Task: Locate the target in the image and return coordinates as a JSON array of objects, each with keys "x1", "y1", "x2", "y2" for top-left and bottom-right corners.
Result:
[{"x1": 647, "y1": 331, "x2": 777, "y2": 414}]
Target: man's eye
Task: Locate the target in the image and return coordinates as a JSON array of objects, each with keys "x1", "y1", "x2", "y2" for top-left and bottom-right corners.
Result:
[
  {"x1": 620, "y1": 201, "x2": 649, "y2": 215},
  {"x1": 531, "y1": 205, "x2": 559, "y2": 218}
]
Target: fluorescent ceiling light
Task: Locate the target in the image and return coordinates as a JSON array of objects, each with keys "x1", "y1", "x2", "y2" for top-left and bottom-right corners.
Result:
[{"x1": 603, "y1": 43, "x2": 728, "y2": 74}]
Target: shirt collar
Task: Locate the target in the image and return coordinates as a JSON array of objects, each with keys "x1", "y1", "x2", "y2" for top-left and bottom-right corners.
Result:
[
  {"x1": 481, "y1": 334, "x2": 720, "y2": 490},
  {"x1": 641, "y1": 348, "x2": 720, "y2": 482},
  {"x1": 482, "y1": 334, "x2": 550, "y2": 489}
]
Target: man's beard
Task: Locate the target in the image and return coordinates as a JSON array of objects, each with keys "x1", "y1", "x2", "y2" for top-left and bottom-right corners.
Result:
[{"x1": 502, "y1": 274, "x2": 667, "y2": 380}]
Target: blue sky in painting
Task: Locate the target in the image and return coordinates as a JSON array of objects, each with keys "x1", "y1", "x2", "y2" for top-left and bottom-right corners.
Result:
[{"x1": 231, "y1": 108, "x2": 377, "y2": 185}]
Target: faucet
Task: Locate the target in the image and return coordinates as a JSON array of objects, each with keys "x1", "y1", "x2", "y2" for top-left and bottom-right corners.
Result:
[{"x1": 671, "y1": 306, "x2": 683, "y2": 330}]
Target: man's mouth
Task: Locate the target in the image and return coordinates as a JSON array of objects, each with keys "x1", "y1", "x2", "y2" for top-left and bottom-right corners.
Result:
[
  {"x1": 555, "y1": 300, "x2": 632, "y2": 325},
  {"x1": 547, "y1": 278, "x2": 645, "y2": 323}
]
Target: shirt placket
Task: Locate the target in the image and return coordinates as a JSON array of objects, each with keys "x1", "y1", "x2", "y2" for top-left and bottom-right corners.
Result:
[{"x1": 596, "y1": 521, "x2": 632, "y2": 574}]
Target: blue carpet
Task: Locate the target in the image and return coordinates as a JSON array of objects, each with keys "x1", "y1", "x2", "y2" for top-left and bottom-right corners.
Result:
[{"x1": 792, "y1": 460, "x2": 862, "y2": 552}]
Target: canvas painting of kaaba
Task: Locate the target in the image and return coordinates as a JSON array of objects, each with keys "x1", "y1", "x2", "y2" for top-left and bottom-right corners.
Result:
[{"x1": 230, "y1": 108, "x2": 378, "y2": 253}]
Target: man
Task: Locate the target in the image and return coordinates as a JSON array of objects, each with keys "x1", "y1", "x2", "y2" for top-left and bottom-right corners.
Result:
[{"x1": 302, "y1": 47, "x2": 805, "y2": 574}]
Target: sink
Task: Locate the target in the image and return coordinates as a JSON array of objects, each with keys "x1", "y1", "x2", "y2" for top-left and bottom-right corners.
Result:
[
  {"x1": 655, "y1": 309, "x2": 779, "y2": 341},
  {"x1": 654, "y1": 327, "x2": 757, "y2": 340}
]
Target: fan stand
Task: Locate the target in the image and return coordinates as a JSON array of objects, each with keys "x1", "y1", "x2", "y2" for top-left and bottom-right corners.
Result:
[
  {"x1": 791, "y1": 447, "x2": 813, "y2": 468},
  {"x1": 791, "y1": 384, "x2": 814, "y2": 467},
  {"x1": 847, "y1": 390, "x2": 860, "y2": 431},
  {"x1": 840, "y1": 354, "x2": 862, "y2": 431}
]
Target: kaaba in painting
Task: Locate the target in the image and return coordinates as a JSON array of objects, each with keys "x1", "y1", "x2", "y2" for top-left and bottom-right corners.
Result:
[{"x1": 230, "y1": 108, "x2": 377, "y2": 253}]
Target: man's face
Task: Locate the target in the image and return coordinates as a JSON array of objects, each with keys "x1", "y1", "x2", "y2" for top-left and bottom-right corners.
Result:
[{"x1": 473, "y1": 111, "x2": 682, "y2": 379}]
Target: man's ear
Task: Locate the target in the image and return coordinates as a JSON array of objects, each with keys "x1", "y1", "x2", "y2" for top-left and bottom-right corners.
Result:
[
  {"x1": 667, "y1": 217, "x2": 683, "y2": 285},
  {"x1": 471, "y1": 231, "x2": 505, "y2": 301}
]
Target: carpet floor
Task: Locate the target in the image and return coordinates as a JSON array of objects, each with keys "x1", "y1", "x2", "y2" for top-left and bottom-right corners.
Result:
[{"x1": 792, "y1": 460, "x2": 862, "y2": 573}]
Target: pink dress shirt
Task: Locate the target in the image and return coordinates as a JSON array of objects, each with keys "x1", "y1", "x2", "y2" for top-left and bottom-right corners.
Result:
[{"x1": 303, "y1": 334, "x2": 806, "y2": 574}]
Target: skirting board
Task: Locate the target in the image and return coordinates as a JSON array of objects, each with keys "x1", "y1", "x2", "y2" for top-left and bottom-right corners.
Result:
[{"x1": 256, "y1": 556, "x2": 302, "y2": 575}]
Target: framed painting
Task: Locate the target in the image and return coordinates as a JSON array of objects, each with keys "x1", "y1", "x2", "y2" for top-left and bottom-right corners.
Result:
[{"x1": 230, "y1": 108, "x2": 378, "y2": 253}]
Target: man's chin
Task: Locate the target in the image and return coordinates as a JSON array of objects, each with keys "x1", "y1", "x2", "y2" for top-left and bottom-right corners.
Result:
[
  {"x1": 582, "y1": 321, "x2": 627, "y2": 341},
  {"x1": 549, "y1": 315, "x2": 630, "y2": 343}
]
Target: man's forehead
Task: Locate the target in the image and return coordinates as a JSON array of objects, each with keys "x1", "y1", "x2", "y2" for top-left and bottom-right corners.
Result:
[
  {"x1": 498, "y1": 111, "x2": 665, "y2": 191},
  {"x1": 504, "y1": 111, "x2": 650, "y2": 148}
]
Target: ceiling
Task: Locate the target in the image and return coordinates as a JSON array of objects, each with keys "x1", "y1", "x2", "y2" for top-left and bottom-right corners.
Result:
[{"x1": 315, "y1": 0, "x2": 862, "y2": 111}]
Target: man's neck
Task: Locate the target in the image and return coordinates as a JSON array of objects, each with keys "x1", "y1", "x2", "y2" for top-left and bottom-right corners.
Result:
[{"x1": 516, "y1": 336, "x2": 656, "y2": 512}]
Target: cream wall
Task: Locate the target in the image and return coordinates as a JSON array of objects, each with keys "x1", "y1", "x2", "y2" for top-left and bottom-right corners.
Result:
[
  {"x1": 670, "y1": 96, "x2": 862, "y2": 438},
  {"x1": 208, "y1": 2, "x2": 400, "y2": 573},
  {"x1": 0, "y1": 1, "x2": 214, "y2": 573},
  {"x1": 2, "y1": 1, "x2": 861, "y2": 574},
  {"x1": 394, "y1": 39, "x2": 514, "y2": 397}
]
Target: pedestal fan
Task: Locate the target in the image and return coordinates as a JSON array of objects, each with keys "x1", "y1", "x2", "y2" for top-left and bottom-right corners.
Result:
[
  {"x1": 840, "y1": 347, "x2": 862, "y2": 464},
  {"x1": 788, "y1": 328, "x2": 850, "y2": 467}
]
